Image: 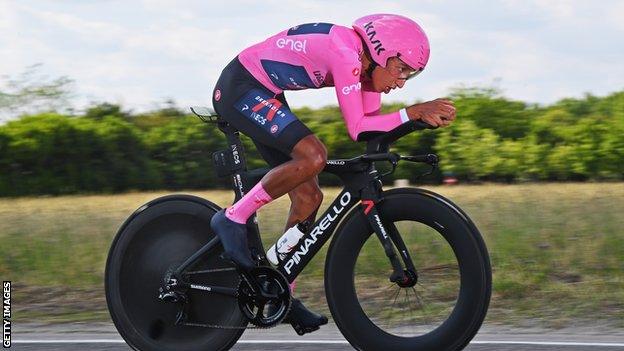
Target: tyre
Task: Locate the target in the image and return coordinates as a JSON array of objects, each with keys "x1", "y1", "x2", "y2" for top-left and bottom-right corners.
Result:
[
  {"x1": 325, "y1": 188, "x2": 491, "y2": 351},
  {"x1": 105, "y1": 195, "x2": 246, "y2": 351}
]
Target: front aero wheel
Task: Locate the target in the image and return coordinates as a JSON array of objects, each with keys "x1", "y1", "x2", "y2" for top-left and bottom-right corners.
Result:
[{"x1": 325, "y1": 188, "x2": 491, "y2": 351}]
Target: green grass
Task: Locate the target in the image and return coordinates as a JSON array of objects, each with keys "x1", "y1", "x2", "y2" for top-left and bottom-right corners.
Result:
[{"x1": 1, "y1": 183, "x2": 623, "y2": 327}]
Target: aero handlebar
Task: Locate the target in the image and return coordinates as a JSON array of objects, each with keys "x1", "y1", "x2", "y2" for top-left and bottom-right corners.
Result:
[{"x1": 366, "y1": 119, "x2": 436, "y2": 153}]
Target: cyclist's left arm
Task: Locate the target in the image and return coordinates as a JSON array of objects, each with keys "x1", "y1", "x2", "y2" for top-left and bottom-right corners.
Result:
[
  {"x1": 332, "y1": 57, "x2": 408, "y2": 141},
  {"x1": 362, "y1": 91, "x2": 381, "y2": 116}
]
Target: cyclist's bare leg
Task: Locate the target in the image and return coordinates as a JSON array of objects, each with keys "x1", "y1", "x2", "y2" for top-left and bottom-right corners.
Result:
[
  {"x1": 227, "y1": 134, "x2": 329, "y2": 329},
  {"x1": 280, "y1": 179, "x2": 329, "y2": 329},
  {"x1": 261, "y1": 134, "x2": 327, "y2": 199},
  {"x1": 282, "y1": 178, "x2": 322, "y2": 292},
  {"x1": 213, "y1": 135, "x2": 326, "y2": 269},
  {"x1": 263, "y1": 137, "x2": 324, "y2": 297},
  {"x1": 276, "y1": 177, "x2": 329, "y2": 331},
  {"x1": 221, "y1": 135, "x2": 326, "y2": 225},
  {"x1": 284, "y1": 177, "x2": 322, "y2": 230}
]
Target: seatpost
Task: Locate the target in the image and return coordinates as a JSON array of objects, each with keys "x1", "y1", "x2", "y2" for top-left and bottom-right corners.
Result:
[
  {"x1": 218, "y1": 121, "x2": 247, "y2": 172},
  {"x1": 216, "y1": 120, "x2": 267, "y2": 261}
]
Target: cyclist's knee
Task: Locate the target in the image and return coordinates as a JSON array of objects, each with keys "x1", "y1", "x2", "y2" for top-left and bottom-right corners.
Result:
[
  {"x1": 308, "y1": 151, "x2": 327, "y2": 175},
  {"x1": 292, "y1": 136, "x2": 327, "y2": 176}
]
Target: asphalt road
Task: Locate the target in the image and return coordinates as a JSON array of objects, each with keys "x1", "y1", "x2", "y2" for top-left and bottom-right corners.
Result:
[
  {"x1": 10, "y1": 322, "x2": 624, "y2": 351},
  {"x1": 10, "y1": 341, "x2": 624, "y2": 351}
]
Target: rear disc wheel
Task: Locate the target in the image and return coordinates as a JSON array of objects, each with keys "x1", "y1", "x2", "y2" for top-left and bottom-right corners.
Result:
[{"x1": 105, "y1": 196, "x2": 246, "y2": 351}]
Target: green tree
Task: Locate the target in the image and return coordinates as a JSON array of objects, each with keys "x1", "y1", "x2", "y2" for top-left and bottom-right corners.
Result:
[
  {"x1": 144, "y1": 116, "x2": 226, "y2": 189},
  {"x1": 0, "y1": 64, "x2": 73, "y2": 122},
  {"x1": 2, "y1": 87, "x2": 624, "y2": 197},
  {"x1": 84, "y1": 103, "x2": 130, "y2": 121},
  {"x1": 449, "y1": 86, "x2": 535, "y2": 139},
  {"x1": 436, "y1": 119, "x2": 503, "y2": 181}
]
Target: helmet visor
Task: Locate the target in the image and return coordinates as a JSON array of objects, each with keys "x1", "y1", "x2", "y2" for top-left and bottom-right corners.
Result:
[
  {"x1": 388, "y1": 57, "x2": 423, "y2": 81},
  {"x1": 404, "y1": 67, "x2": 424, "y2": 81}
]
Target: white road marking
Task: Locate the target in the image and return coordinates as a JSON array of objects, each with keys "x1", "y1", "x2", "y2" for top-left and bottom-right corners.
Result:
[
  {"x1": 472, "y1": 341, "x2": 624, "y2": 347},
  {"x1": 13, "y1": 340, "x2": 125, "y2": 344},
  {"x1": 11, "y1": 339, "x2": 624, "y2": 347}
]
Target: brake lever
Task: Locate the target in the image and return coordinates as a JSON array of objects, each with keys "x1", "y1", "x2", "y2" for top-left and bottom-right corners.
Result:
[
  {"x1": 416, "y1": 159, "x2": 438, "y2": 180},
  {"x1": 374, "y1": 153, "x2": 400, "y2": 179},
  {"x1": 400, "y1": 154, "x2": 439, "y2": 180},
  {"x1": 418, "y1": 163, "x2": 437, "y2": 179},
  {"x1": 400, "y1": 154, "x2": 439, "y2": 166},
  {"x1": 374, "y1": 153, "x2": 438, "y2": 179}
]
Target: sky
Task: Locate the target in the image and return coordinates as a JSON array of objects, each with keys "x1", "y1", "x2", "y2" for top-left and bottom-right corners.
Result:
[{"x1": 1, "y1": 0, "x2": 623, "y2": 115}]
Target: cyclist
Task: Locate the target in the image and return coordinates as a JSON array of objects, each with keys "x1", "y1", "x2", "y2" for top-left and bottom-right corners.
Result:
[{"x1": 211, "y1": 13, "x2": 456, "y2": 334}]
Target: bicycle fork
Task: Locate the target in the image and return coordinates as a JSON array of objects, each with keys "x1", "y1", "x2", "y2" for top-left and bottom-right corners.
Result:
[{"x1": 361, "y1": 186, "x2": 419, "y2": 287}]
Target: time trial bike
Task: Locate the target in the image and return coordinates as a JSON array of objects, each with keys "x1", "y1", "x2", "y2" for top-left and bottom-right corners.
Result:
[{"x1": 105, "y1": 107, "x2": 492, "y2": 351}]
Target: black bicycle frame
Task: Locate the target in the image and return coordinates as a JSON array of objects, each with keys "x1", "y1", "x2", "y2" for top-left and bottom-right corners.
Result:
[{"x1": 174, "y1": 118, "x2": 435, "y2": 286}]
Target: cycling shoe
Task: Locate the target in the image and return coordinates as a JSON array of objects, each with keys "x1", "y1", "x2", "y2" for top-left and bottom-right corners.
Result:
[
  {"x1": 283, "y1": 298, "x2": 328, "y2": 335},
  {"x1": 210, "y1": 209, "x2": 255, "y2": 271}
]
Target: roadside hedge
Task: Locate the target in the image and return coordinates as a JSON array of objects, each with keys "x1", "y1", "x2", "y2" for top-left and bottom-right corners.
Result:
[{"x1": 1, "y1": 88, "x2": 623, "y2": 196}]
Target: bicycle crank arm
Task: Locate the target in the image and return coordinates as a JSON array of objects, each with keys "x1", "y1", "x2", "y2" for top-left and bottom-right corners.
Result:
[{"x1": 236, "y1": 267, "x2": 279, "y2": 299}]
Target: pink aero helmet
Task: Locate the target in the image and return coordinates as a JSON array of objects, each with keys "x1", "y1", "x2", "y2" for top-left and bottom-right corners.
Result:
[{"x1": 353, "y1": 14, "x2": 430, "y2": 72}]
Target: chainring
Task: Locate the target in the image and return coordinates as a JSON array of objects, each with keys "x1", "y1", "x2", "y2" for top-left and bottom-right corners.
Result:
[{"x1": 237, "y1": 266, "x2": 291, "y2": 328}]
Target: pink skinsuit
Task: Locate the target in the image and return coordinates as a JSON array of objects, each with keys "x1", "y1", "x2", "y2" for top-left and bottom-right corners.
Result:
[{"x1": 238, "y1": 22, "x2": 408, "y2": 141}]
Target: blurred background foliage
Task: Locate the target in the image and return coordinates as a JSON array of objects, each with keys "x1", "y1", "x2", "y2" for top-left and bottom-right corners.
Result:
[
  {"x1": 2, "y1": 92, "x2": 624, "y2": 196},
  {"x1": 1, "y1": 67, "x2": 624, "y2": 197}
]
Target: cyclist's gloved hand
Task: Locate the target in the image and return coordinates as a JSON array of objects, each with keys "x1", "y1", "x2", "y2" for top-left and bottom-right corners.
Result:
[{"x1": 406, "y1": 98, "x2": 456, "y2": 127}]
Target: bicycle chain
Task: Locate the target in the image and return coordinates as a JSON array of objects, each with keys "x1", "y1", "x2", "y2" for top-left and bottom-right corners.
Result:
[{"x1": 179, "y1": 267, "x2": 290, "y2": 330}]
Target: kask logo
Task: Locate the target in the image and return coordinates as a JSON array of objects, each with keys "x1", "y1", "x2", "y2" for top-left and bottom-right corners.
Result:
[{"x1": 363, "y1": 21, "x2": 386, "y2": 55}]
